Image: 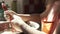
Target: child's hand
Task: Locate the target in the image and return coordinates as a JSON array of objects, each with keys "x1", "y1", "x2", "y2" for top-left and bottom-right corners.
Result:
[{"x1": 11, "y1": 15, "x2": 25, "y2": 25}]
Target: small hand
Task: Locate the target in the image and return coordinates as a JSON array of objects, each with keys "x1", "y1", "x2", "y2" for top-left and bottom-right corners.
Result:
[
  {"x1": 11, "y1": 15, "x2": 25, "y2": 25},
  {"x1": 4, "y1": 10, "x2": 25, "y2": 25}
]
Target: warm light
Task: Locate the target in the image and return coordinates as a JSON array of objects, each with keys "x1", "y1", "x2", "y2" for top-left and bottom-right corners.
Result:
[
  {"x1": 42, "y1": 22, "x2": 52, "y2": 33},
  {"x1": 43, "y1": 19, "x2": 47, "y2": 22},
  {"x1": 44, "y1": 23, "x2": 52, "y2": 30},
  {"x1": 42, "y1": 8, "x2": 54, "y2": 33},
  {"x1": 47, "y1": 8, "x2": 54, "y2": 22}
]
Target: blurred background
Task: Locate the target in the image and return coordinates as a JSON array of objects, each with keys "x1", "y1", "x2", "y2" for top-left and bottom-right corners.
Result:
[{"x1": 0, "y1": 0, "x2": 46, "y2": 14}]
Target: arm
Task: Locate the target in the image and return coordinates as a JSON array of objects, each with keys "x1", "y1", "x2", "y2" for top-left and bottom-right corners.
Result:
[
  {"x1": 11, "y1": 15, "x2": 46, "y2": 34},
  {"x1": 4, "y1": 10, "x2": 46, "y2": 34}
]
